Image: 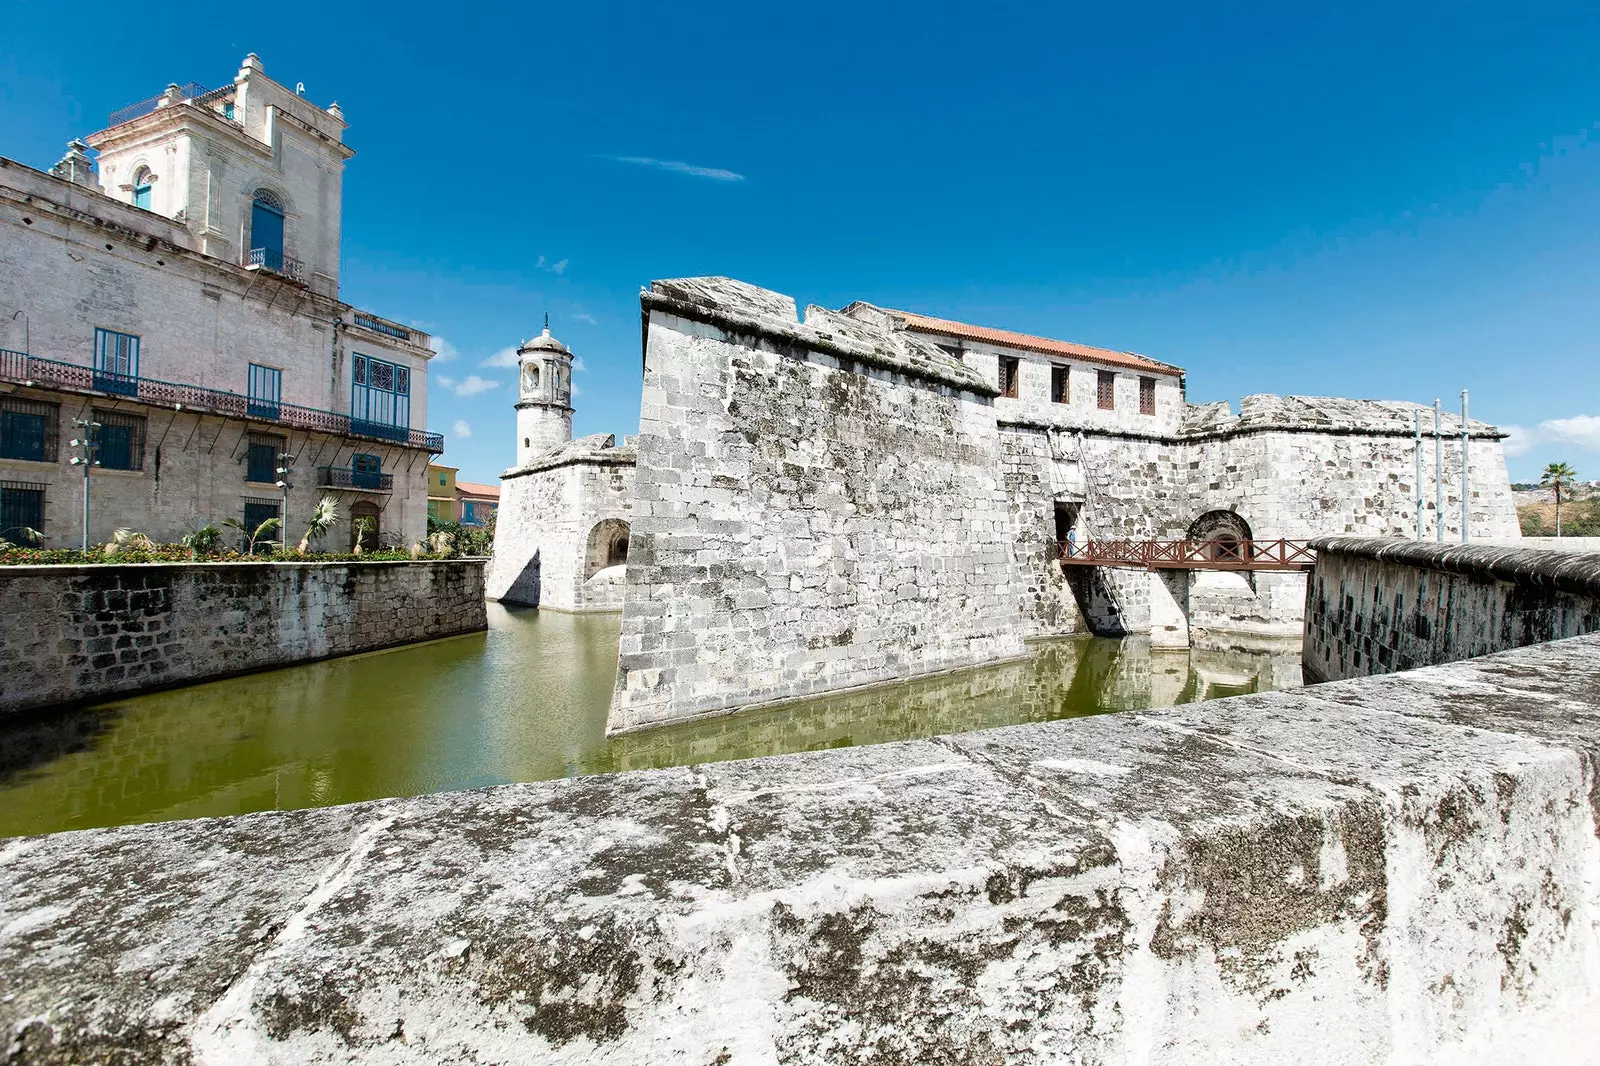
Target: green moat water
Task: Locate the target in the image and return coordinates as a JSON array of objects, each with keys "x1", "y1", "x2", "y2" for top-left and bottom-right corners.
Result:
[{"x1": 0, "y1": 605, "x2": 1301, "y2": 837}]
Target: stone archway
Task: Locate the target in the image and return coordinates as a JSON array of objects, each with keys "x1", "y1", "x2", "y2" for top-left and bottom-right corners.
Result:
[
  {"x1": 584, "y1": 519, "x2": 630, "y2": 579},
  {"x1": 1187, "y1": 509, "x2": 1253, "y2": 563}
]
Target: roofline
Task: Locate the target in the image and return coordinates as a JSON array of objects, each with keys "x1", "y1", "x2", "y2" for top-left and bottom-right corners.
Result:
[{"x1": 852, "y1": 303, "x2": 1185, "y2": 378}]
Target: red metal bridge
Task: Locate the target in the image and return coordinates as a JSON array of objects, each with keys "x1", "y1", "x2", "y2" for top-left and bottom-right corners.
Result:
[{"x1": 1057, "y1": 538, "x2": 1317, "y2": 572}]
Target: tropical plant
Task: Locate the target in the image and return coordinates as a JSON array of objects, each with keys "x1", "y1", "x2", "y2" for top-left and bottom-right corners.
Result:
[
  {"x1": 0, "y1": 524, "x2": 43, "y2": 547},
  {"x1": 297, "y1": 495, "x2": 341, "y2": 553},
  {"x1": 103, "y1": 528, "x2": 156, "y2": 556},
  {"x1": 181, "y1": 523, "x2": 224, "y2": 558},
  {"x1": 426, "y1": 530, "x2": 456, "y2": 557},
  {"x1": 350, "y1": 516, "x2": 375, "y2": 557},
  {"x1": 1541, "y1": 462, "x2": 1578, "y2": 537},
  {"x1": 223, "y1": 515, "x2": 283, "y2": 555}
]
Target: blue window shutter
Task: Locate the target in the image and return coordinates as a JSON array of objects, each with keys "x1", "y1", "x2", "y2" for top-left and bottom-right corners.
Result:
[{"x1": 133, "y1": 184, "x2": 151, "y2": 210}]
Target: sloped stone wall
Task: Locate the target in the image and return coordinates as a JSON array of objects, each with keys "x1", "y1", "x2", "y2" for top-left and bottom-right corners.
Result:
[
  {"x1": 0, "y1": 560, "x2": 486, "y2": 715},
  {"x1": 609, "y1": 280, "x2": 1030, "y2": 732},
  {"x1": 1304, "y1": 538, "x2": 1600, "y2": 681}
]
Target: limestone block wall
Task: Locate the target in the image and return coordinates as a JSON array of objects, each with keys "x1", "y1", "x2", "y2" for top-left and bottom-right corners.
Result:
[
  {"x1": 0, "y1": 559, "x2": 486, "y2": 715},
  {"x1": 1304, "y1": 537, "x2": 1600, "y2": 682},
  {"x1": 485, "y1": 437, "x2": 634, "y2": 611},
  {"x1": 609, "y1": 279, "x2": 1030, "y2": 732},
  {"x1": 5, "y1": 635, "x2": 1600, "y2": 1063}
]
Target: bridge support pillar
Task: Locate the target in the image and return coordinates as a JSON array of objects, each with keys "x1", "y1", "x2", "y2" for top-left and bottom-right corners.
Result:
[{"x1": 1148, "y1": 569, "x2": 1191, "y2": 649}]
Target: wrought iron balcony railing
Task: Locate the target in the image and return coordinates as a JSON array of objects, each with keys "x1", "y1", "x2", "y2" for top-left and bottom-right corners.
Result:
[
  {"x1": 107, "y1": 82, "x2": 208, "y2": 127},
  {"x1": 246, "y1": 247, "x2": 305, "y2": 282},
  {"x1": 352, "y1": 313, "x2": 413, "y2": 342},
  {"x1": 0, "y1": 349, "x2": 444, "y2": 453},
  {"x1": 317, "y1": 466, "x2": 394, "y2": 492}
]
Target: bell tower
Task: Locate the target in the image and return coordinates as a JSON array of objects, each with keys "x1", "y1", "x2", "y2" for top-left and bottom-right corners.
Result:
[{"x1": 515, "y1": 316, "x2": 574, "y2": 465}]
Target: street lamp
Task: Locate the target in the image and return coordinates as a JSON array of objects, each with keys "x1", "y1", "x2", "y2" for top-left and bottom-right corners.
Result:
[
  {"x1": 276, "y1": 452, "x2": 296, "y2": 552},
  {"x1": 68, "y1": 418, "x2": 102, "y2": 552}
]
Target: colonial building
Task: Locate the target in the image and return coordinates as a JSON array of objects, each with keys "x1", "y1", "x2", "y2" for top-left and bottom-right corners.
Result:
[
  {"x1": 426, "y1": 461, "x2": 500, "y2": 527},
  {"x1": 0, "y1": 55, "x2": 441, "y2": 551},
  {"x1": 486, "y1": 325, "x2": 635, "y2": 611}
]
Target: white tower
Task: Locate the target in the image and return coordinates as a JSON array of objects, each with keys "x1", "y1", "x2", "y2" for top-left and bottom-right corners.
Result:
[{"x1": 515, "y1": 318, "x2": 574, "y2": 465}]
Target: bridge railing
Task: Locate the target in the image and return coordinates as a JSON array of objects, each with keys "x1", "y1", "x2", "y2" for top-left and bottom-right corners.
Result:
[{"x1": 1057, "y1": 538, "x2": 1317, "y2": 571}]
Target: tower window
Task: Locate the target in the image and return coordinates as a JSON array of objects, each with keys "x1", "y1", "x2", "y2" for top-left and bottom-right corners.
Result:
[
  {"x1": 999, "y1": 356, "x2": 1020, "y2": 398},
  {"x1": 1051, "y1": 365, "x2": 1069, "y2": 404},
  {"x1": 1097, "y1": 370, "x2": 1116, "y2": 410},
  {"x1": 132, "y1": 167, "x2": 152, "y2": 211},
  {"x1": 250, "y1": 189, "x2": 286, "y2": 274},
  {"x1": 1139, "y1": 376, "x2": 1157, "y2": 416}
]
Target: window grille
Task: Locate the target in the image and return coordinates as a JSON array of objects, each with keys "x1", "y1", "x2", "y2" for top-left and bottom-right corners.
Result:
[
  {"x1": 0, "y1": 481, "x2": 44, "y2": 546},
  {"x1": 246, "y1": 434, "x2": 284, "y2": 484},
  {"x1": 349, "y1": 354, "x2": 411, "y2": 440},
  {"x1": 353, "y1": 355, "x2": 367, "y2": 385},
  {"x1": 1097, "y1": 370, "x2": 1116, "y2": 411},
  {"x1": 241, "y1": 498, "x2": 281, "y2": 552},
  {"x1": 1139, "y1": 376, "x2": 1156, "y2": 416},
  {"x1": 93, "y1": 409, "x2": 146, "y2": 471},
  {"x1": 0, "y1": 398, "x2": 59, "y2": 462},
  {"x1": 1051, "y1": 365, "x2": 1070, "y2": 405},
  {"x1": 369, "y1": 359, "x2": 395, "y2": 392},
  {"x1": 999, "y1": 357, "x2": 1020, "y2": 399}
]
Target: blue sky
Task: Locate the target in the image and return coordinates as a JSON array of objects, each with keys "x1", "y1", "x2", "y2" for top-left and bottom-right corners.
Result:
[{"x1": 3, "y1": 2, "x2": 1598, "y2": 485}]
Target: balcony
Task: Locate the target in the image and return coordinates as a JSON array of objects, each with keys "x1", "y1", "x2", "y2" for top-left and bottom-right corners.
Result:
[
  {"x1": 352, "y1": 313, "x2": 414, "y2": 342},
  {"x1": 107, "y1": 82, "x2": 208, "y2": 127},
  {"x1": 0, "y1": 349, "x2": 444, "y2": 453},
  {"x1": 317, "y1": 466, "x2": 393, "y2": 492},
  {"x1": 246, "y1": 247, "x2": 305, "y2": 282}
]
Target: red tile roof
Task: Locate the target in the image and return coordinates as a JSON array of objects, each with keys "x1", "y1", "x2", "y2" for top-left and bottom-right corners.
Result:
[
  {"x1": 455, "y1": 481, "x2": 501, "y2": 499},
  {"x1": 884, "y1": 309, "x2": 1183, "y2": 377}
]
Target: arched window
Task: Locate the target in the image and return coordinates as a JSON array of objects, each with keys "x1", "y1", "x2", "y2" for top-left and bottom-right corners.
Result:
[
  {"x1": 522, "y1": 362, "x2": 540, "y2": 393},
  {"x1": 349, "y1": 501, "x2": 380, "y2": 552},
  {"x1": 132, "y1": 167, "x2": 152, "y2": 211},
  {"x1": 250, "y1": 189, "x2": 286, "y2": 273},
  {"x1": 1188, "y1": 510, "x2": 1254, "y2": 564}
]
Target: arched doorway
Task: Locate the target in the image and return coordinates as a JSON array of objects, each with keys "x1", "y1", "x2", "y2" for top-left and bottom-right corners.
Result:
[
  {"x1": 1187, "y1": 509, "x2": 1253, "y2": 564},
  {"x1": 584, "y1": 519, "x2": 630, "y2": 579},
  {"x1": 350, "y1": 501, "x2": 380, "y2": 552}
]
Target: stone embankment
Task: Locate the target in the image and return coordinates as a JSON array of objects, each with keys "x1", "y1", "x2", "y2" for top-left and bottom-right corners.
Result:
[
  {"x1": 3, "y1": 634, "x2": 1599, "y2": 1063},
  {"x1": 0, "y1": 560, "x2": 487, "y2": 715},
  {"x1": 1304, "y1": 537, "x2": 1600, "y2": 682}
]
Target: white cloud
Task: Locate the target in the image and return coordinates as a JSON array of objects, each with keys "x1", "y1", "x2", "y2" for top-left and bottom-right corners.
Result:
[
  {"x1": 428, "y1": 336, "x2": 458, "y2": 362},
  {"x1": 571, "y1": 381, "x2": 581, "y2": 398},
  {"x1": 480, "y1": 346, "x2": 520, "y2": 369},
  {"x1": 1500, "y1": 415, "x2": 1600, "y2": 458},
  {"x1": 534, "y1": 256, "x2": 569, "y2": 276},
  {"x1": 572, "y1": 356, "x2": 587, "y2": 373},
  {"x1": 606, "y1": 155, "x2": 745, "y2": 182},
  {"x1": 1540, "y1": 415, "x2": 1600, "y2": 451},
  {"x1": 1502, "y1": 425, "x2": 1535, "y2": 458},
  {"x1": 452, "y1": 419, "x2": 472, "y2": 439},
  {"x1": 573, "y1": 312, "x2": 597, "y2": 325},
  {"x1": 435, "y1": 373, "x2": 456, "y2": 388},
  {"x1": 453, "y1": 375, "x2": 500, "y2": 397}
]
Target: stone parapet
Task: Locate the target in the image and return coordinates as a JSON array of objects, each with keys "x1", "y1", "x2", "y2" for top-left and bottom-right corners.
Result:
[
  {"x1": 0, "y1": 560, "x2": 487, "y2": 715},
  {"x1": 3, "y1": 636, "x2": 1599, "y2": 1062},
  {"x1": 1303, "y1": 537, "x2": 1600, "y2": 681}
]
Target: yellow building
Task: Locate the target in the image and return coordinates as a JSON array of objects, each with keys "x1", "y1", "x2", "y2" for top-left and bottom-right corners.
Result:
[{"x1": 427, "y1": 463, "x2": 457, "y2": 523}]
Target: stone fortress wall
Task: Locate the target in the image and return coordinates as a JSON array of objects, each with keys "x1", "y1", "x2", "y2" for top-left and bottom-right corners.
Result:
[
  {"x1": 484, "y1": 435, "x2": 634, "y2": 611},
  {"x1": 0, "y1": 559, "x2": 487, "y2": 715},
  {"x1": 608, "y1": 278, "x2": 1033, "y2": 733},
  {"x1": 1304, "y1": 537, "x2": 1600, "y2": 682},
  {"x1": 603, "y1": 278, "x2": 1520, "y2": 730}
]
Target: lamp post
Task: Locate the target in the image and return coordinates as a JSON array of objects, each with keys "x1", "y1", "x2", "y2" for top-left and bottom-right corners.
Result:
[
  {"x1": 68, "y1": 417, "x2": 101, "y2": 552},
  {"x1": 275, "y1": 451, "x2": 296, "y2": 553}
]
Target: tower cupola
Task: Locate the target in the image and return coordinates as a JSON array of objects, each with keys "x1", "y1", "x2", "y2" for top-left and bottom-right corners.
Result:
[{"x1": 515, "y1": 318, "x2": 574, "y2": 465}]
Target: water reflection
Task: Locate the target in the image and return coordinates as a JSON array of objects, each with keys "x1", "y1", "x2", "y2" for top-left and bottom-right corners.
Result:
[{"x1": 0, "y1": 605, "x2": 1300, "y2": 837}]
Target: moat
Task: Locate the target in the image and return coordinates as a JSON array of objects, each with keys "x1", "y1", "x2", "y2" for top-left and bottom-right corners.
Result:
[{"x1": 0, "y1": 605, "x2": 1301, "y2": 837}]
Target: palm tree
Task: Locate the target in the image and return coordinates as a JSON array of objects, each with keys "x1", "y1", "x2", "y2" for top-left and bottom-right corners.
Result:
[
  {"x1": 1541, "y1": 462, "x2": 1578, "y2": 537},
  {"x1": 297, "y1": 496, "x2": 341, "y2": 553},
  {"x1": 350, "y1": 516, "x2": 375, "y2": 556},
  {"x1": 180, "y1": 523, "x2": 223, "y2": 559},
  {"x1": 223, "y1": 515, "x2": 283, "y2": 555},
  {"x1": 103, "y1": 528, "x2": 156, "y2": 556}
]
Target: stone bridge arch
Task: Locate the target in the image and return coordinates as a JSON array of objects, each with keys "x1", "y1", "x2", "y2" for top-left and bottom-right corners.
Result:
[{"x1": 584, "y1": 519, "x2": 630, "y2": 580}]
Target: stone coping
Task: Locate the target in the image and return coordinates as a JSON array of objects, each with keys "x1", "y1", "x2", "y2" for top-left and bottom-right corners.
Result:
[
  {"x1": 3, "y1": 635, "x2": 1599, "y2": 1061},
  {"x1": 1310, "y1": 537, "x2": 1600, "y2": 597},
  {"x1": 0, "y1": 558, "x2": 488, "y2": 576},
  {"x1": 642, "y1": 279, "x2": 998, "y2": 399}
]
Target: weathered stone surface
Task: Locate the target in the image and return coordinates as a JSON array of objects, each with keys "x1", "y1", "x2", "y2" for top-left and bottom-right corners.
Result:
[
  {"x1": 4, "y1": 636, "x2": 1600, "y2": 1063},
  {"x1": 1304, "y1": 537, "x2": 1600, "y2": 681},
  {"x1": 0, "y1": 560, "x2": 488, "y2": 715}
]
